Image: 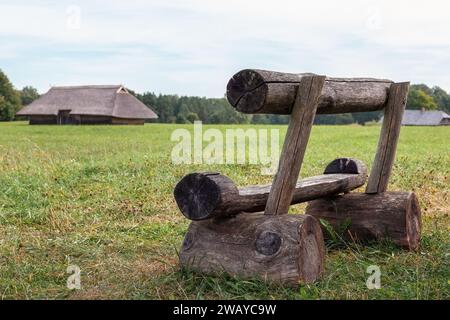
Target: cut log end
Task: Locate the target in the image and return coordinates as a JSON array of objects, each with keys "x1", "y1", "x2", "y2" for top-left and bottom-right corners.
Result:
[
  {"x1": 226, "y1": 69, "x2": 268, "y2": 113},
  {"x1": 298, "y1": 215, "x2": 325, "y2": 283},
  {"x1": 405, "y1": 192, "x2": 421, "y2": 250},
  {"x1": 324, "y1": 158, "x2": 367, "y2": 175},
  {"x1": 179, "y1": 212, "x2": 325, "y2": 285},
  {"x1": 174, "y1": 172, "x2": 233, "y2": 220}
]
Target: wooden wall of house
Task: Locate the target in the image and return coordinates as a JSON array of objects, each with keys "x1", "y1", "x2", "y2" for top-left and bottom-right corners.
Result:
[
  {"x1": 29, "y1": 115, "x2": 145, "y2": 125},
  {"x1": 77, "y1": 115, "x2": 112, "y2": 125},
  {"x1": 111, "y1": 118, "x2": 145, "y2": 125},
  {"x1": 30, "y1": 115, "x2": 57, "y2": 124},
  {"x1": 440, "y1": 118, "x2": 450, "y2": 125}
]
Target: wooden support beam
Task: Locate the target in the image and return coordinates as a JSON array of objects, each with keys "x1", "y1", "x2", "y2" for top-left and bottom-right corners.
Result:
[
  {"x1": 264, "y1": 75, "x2": 326, "y2": 215},
  {"x1": 226, "y1": 69, "x2": 393, "y2": 114},
  {"x1": 305, "y1": 192, "x2": 422, "y2": 250},
  {"x1": 179, "y1": 212, "x2": 325, "y2": 285},
  {"x1": 366, "y1": 82, "x2": 409, "y2": 194},
  {"x1": 174, "y1": 158, "x2": 367, "y2": 220}
]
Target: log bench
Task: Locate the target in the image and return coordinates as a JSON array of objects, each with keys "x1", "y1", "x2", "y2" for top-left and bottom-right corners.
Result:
[{"x1": 174, "y1": 69, "x2": 421, "y2": 286}]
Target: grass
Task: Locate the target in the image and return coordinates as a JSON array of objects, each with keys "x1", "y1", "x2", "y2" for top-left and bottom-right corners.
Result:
[{"x1": 0, "y1": 121, "x2": 448, "y2": 300}]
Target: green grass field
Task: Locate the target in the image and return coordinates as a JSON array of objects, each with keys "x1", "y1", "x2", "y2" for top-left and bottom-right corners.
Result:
[{"x1": 0, "y1": 122, "x2": 448, "y2": 299}]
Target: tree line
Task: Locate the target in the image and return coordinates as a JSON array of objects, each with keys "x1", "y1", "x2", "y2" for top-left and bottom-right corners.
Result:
[
  {"x1": 0, "y1": 70, "x2": 39, "y2": 121},
  {"x1": 2, "y1": 68, "x2": 449, "y2": 124}
]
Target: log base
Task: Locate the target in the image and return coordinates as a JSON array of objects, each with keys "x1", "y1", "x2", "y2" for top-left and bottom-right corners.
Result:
[
  {"x1": 305, "y1": 192, "x2": 422, "y2": 250},
  {"x1": 179, "y1": 212, "x2": 325, "y2": 285}
]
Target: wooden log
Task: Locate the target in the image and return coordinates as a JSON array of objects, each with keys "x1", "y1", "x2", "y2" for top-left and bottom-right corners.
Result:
[
  {"x1": 174, "y1": 158, "x2": 367, "y2": 220},
  {"x1": 366, "y1": 82, "x2": 409, "y2": 194},
  {"x1": 179, "y1": 212, "x2": 325, "y2": 285},
  {"x1": 226, "y1": 69, "x2": 393, "y2": 114},
  {"x1": 305, "y1": 192, "x2": 421, "y2": 250},
  {"x1": 265, "y1": 75, "x2": 325, "y2": 215}
]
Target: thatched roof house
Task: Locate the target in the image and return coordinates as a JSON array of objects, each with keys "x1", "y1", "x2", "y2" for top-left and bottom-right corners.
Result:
[
  {"x1": 16, "y1": 85, "x2": 158, "y2": 125},
  {"x1": 380, "y1": 109, "x2": 450, "y2": 126}
]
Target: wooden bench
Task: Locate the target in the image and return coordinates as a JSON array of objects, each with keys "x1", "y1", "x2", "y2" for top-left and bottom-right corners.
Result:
[{"x1": 174, "y1": 70, "x2": 421, "y2": 286}]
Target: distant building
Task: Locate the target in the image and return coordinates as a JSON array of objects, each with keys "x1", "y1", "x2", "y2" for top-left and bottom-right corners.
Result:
[
  {"x1": 16, "y1": 85, "x2": 158, "y2": 125},
  {"x1": 380, "y1": 109, "x2": 450, "y2": 126}
]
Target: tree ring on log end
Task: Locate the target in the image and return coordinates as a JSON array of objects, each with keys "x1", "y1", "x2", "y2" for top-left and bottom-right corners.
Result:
[
  {"x1": 174, "y1": 173, "x2": 222, "y2": 220},
  {"x1": 405, "y1": 192, "x2": 421, "y2": 250},
  {"x1": 255, "y1": 230, "x2": 282, "y2": 256},
  {"x1": 298, "y1": 216, "x2": 324, "y2": 283},
  {"x1": 226, "y1": 69, "x2": 268, "y2": 113},
  {"x1": 324, "y1": 158, "x2": 363, "y2": 174}
]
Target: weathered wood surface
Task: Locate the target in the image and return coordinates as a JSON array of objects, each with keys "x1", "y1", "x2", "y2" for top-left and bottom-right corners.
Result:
[
  {"x1": 305, "y1": 192, "x2": 421, "y2": 250},
  {"x1": 265, "y1": 75, "x2": 325, "y2": 216},
  {"x1": 226, "y1": 69, "x2": 393, "y2": 114},
  {"x1": 174, "y1": 158, "x2": 367, "y2": 220},
  {"x1": 179, "y1": 212, "x2": 325, "y2": 285},
  {"x1": 366, "y1": 82, "x2": 409, "y2": 194}
]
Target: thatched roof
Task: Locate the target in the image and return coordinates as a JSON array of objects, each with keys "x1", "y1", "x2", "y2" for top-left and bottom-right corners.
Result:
[{"x1": 16, "y1": 85, "x2": 158, "y2": 119}]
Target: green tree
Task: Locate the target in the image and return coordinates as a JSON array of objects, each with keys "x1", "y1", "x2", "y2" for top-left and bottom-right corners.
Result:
[
  {"x1": 335, "y1": 113, "x2": 355, "y2": 125},
  {"x1": 186, "y1": 112, "x2": 199, "y2": 123},
  {"x1": 20, "y1": 86, "x2": 40, "y2": 106},
  {"x1": 136, "y1": 92, "x2": 251, "y2": 124},
  {"x1": 315, "y1": 113, "x2": 355, "y2": 125},
  {"x1": 407, "y1": 87, "x2": 438, "y2": 110},
  {"x1": 430, "y1": 86, "x2": 450, "y2": 113},
  {"x1": 351, "y1": 111, "x2": 381, "y2": 125},
  {"x1": 0, "y1": 69, "x2": 21, "y2": 121},
  {"x1": 176, "y1": 114, "x2": 188, "y2": 124},
  {"x1": 252, "y1": 114, "x2": 272, "y2": 124}
]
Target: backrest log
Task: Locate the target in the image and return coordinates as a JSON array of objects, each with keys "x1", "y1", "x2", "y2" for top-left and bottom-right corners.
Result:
[{"x1": 226, "y1": 69, "x2": 393, "y2": 115}]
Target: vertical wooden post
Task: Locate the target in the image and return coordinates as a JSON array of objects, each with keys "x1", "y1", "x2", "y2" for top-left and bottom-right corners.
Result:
[
  {"x1": 366, "y1": 82, "x2": 409, "y2": 194},
  {"x1": 264, "y1": 75, "x2": 326, "y2": 215}
]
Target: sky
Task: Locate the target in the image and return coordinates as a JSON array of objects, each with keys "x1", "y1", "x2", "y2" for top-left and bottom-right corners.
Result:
[{"x1": 1, "y1": 0, "x2": 450, "y2": 97}]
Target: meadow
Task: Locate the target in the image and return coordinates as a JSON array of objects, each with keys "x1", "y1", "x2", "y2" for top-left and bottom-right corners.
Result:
[{"x1": 0, "y1": 122, "x2": 448, "y2": 299}]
